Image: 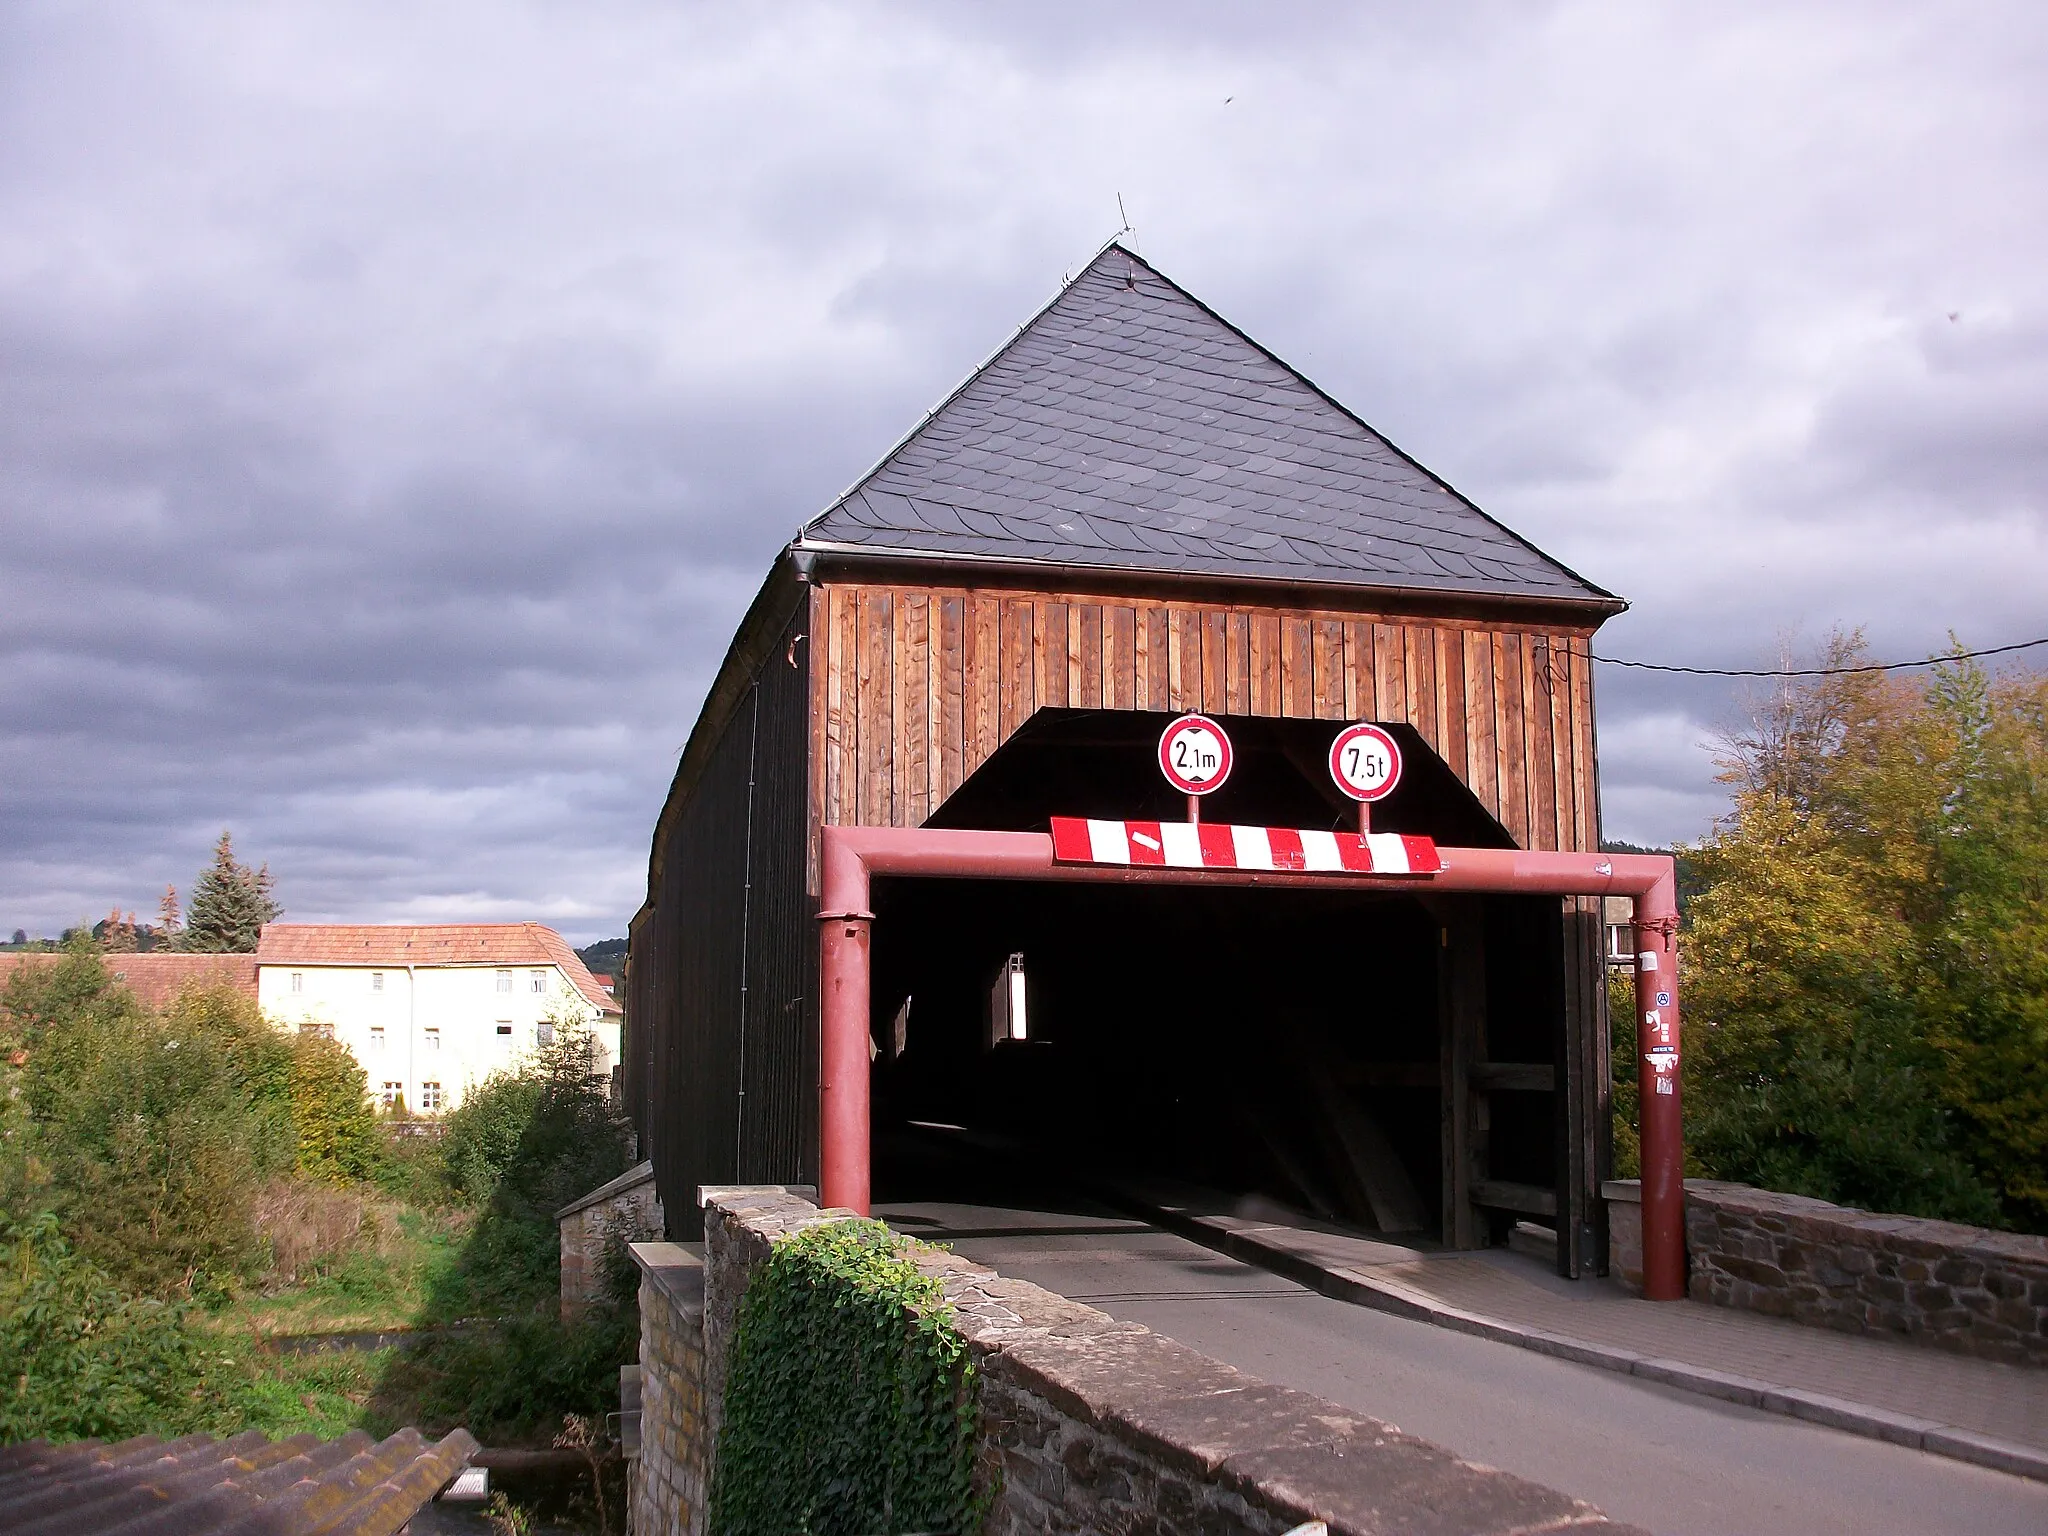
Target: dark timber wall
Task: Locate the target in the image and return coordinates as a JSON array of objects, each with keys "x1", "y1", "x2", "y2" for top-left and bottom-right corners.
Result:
[{"x1": 629, "y1": 600, "x2": 814, "y2": 1239}]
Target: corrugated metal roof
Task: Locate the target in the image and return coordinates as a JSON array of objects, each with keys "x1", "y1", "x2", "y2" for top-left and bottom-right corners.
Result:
[
  {"x1": 0, "y1": 1425, "x2": 477, "y2": 1536},
  {"x1": 798, "y1": 243, "x2": 1620, "y2": 610}
]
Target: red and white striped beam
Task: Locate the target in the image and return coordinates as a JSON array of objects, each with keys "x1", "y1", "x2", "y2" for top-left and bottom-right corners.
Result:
[{"x1": 1049, "y1": 816, "x2": 1441, "y2": 876}]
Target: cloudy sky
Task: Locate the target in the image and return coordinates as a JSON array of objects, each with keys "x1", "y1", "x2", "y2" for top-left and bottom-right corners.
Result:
[{"x1": 3, "y1": 2, "x2": 2042, "y2": 944}]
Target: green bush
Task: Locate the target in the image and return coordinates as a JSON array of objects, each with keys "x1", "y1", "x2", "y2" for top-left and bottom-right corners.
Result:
[
  {"x1": 373, "y1": 1128, "x2": 457, "y2": 1207},
  {"x1": 2, "y1": 955, "x2": 297, "y2": 1297},
  {"x1": 0, "y1": 1211, "x2": 228, "y2": 1442},
  {"x1": 372, "y1": 1310, "x2": 639, "y2": 1443},
  {"x1": 710, "y1": 1220, "x2": 980, "y2": 1536},
  {"x1": 434, "y1": 1017, "x2": 631, "y2": 1315},
  {"x1": 443, "y1": 1074, "x2": 546, "y2": 1206},
  {"x1": 1, "y1": 955, "x2": 644, "y2": 1452},
  {"x1": 291, "y1": 1032, "x2": 385, "y2": 1184}
]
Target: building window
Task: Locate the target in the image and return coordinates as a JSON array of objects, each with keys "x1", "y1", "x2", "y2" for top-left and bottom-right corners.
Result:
[
  {"x1": 536, "y1": 1022, "x2": 555, "y2": 1047},
  {"x1": 370, "y1": 1026, "x2": 385, "y2": 1050},
  {"x1": 496, "y1": 970, "x2": 512, "y2": 992},
  {"x1": 424, "y1": 1027, "x2": 440, "y2": 1051},
  {"x1": 380, "y1": 1081, "x2": 403, "y2": 1108},
  {"x1": 291, "y1": 972, "x2": 304, "y2": 994},
  {"x1": 298, "y1": 1022, "x2": 333, "y2": 1041},
  {"x1": 372, "y1": 972, "x2": 384, "y2": 992},
  {"x1": 529, "y1": 970, "x2": 546, "y2": 994},
  {"x1": 419, "y1": 1082, "x2": 443, "y2": 1112},
  {"x1": 496, "y1": 1023, "x2": 512, "y2": 1036}
]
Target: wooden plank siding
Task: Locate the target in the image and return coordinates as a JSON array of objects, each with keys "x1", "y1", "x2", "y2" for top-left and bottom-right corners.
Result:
[{"x1": 812, "y1": 582, "x2": 1600, "y2": 852}]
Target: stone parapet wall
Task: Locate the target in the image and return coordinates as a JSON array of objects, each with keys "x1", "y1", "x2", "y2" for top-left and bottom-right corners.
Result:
[
  {"x1": 695, "y1": 1187, "x2": 1644, "y2": 1536},
  {"x1": 1605, "y1": 1179, "x2": 2048, "y2": 1366},
  {"x1": 558, "y1": 1161, "x2": 663, "y2": 1323},
  {"x1": 629, "y1": 1241, "x2": 708, "y2": 1536}
]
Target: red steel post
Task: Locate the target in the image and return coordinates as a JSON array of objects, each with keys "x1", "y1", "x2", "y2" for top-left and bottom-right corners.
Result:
[
  {"x1": 1634, "y1": 900, "x2": 1686, "y2": 1300},
  {"x1": 818, "y1": 910, "x2": 873, "y2": 1214}
]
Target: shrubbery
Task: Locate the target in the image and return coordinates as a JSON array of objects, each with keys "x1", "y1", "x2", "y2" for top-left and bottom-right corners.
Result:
[
  {"x1": 3, "y1": 951, "x2": 298, "y2": 1296},
  {"x1": 0, "y1": 1212, "x2": 229, "y2": 1442},
  {"x1": 438, "y1": 1018, "x2": 634, "y2": 1314},
  {"x1": 291, "y1": 1032, "x2": 385, "y2": 1185},
  {"x1": 0, "y1": 954, "x2": 641, "y2": 1449}
]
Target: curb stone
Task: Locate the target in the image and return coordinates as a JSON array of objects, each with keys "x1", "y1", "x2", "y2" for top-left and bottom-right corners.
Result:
[{"x1": 1127, "y1": 1198, "x2": 2048, "y2": 1486}]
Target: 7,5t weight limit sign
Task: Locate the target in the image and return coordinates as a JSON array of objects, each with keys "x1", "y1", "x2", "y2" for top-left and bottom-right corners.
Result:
[{"x1": 1329, "y1": 722, "x2": 1402, "y2": 802}]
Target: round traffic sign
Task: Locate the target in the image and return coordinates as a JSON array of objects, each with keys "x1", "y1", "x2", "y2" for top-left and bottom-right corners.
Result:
[
  {"x1": 1157, "y1": 713, "x2": 1234, "y2": 796},
  {"x1": 1329, "y1": 722, "x2": 1402, "y2": 802}
]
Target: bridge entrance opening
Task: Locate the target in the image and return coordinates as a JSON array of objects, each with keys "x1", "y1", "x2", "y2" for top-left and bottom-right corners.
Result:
[
  {"x1": 858, "y1": 709, "x2": 1574, "y2": 1251},
  {"x1": 867, "y1": 874, "x2": 1572, "y2": 1248}
]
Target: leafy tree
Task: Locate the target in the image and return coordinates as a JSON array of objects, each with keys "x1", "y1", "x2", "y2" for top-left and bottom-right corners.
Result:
[
  {"x1": 1673, "y1": 635, "x2": 2045, "y2": 1230},
  {"x1": 290, "y1": 1032, "x2": 385, "y2": 1185},
  {"x1": 0, "y1": 950, "x2": 296, "y2": 1296},
  {"x1": 437, "y1": 1010, "x2": 632, "y2": 1312},
  {"x1": 177, "y1": 831, "x2": 281, "y2": 953}
]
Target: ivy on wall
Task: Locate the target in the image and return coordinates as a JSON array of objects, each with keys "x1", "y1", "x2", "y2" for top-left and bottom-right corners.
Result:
[{"x1": 709, "y1": 1219, "x2": 982, "y2": 1536}]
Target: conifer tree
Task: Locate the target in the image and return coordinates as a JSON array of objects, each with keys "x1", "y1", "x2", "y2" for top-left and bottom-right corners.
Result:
[
  {"x1": 178, "y1": 833, "x2": 282, "y2": 953},
  {"x1": 98, "y1": 909, "x2": 138, "y2": 953},
  {"x1": 156, "y1": 885, "x2": 182, "y2": 944}
]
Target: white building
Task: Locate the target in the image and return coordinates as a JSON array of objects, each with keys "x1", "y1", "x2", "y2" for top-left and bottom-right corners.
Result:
[{"x1": 255, "y1": 923, "x2": 623, "y2": 1113}]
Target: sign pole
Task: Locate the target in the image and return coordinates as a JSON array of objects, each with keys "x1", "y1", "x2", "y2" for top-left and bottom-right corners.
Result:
[
  {"x1": 1330, "y1": 722, "x2": 1402, "y2": 834},
  {"x1": 1158, "y1": 714, "x2": 1233, "y2": 820}
]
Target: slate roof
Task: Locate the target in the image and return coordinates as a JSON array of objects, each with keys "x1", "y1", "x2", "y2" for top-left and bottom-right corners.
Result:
[
  {"x1": 255, "y1": 923, "x2": 621, "y2": 1016},
  {"x1": 0, "y1": 1426, "x2": 477, "y2": 1536},
  {"x1": 799, "y1": 244, "x2": 1619, "y2": 610}
]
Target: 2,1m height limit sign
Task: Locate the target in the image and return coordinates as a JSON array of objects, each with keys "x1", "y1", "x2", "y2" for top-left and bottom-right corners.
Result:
[{"x1": 1158, "y1": 713, "x2": 1233, "y2": 822}]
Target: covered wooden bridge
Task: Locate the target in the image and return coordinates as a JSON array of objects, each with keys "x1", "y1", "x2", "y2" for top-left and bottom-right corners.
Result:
[{"x1": 625, "y1": 244, "x2": 1682, "y2": 1292}]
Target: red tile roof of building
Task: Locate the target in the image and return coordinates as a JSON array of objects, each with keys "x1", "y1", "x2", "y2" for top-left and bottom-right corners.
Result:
[
  {"x1": 0, "y1": 951, "x2": 258, "y2": 1012},
  {"x1": 255, "y1": 922, "x2": 621, "y2": 1014}
]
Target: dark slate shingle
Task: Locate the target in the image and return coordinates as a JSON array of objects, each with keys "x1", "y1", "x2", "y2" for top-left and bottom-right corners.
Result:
[{"x1": 799, "y1": 245, "x2": 1617, "y2": 608}]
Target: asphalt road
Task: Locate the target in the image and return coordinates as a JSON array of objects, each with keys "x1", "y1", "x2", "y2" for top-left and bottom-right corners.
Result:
[{"x1": 874, "y1": 1194, "x2": 2048, "y2": 1536}]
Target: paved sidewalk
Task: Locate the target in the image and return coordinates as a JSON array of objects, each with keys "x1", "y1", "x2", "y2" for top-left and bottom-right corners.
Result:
[{"x1": 1118, "y1": 1182, "x2": 2048, "y2": 1483}]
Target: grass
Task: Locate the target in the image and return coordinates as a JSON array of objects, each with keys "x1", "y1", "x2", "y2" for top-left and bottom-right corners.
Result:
[
  {"x1": 223, "y1": 1204, "x2": 474, "y2": 1338},
  {"x1": 197, "y1": 1192, "x2": 633, "y2": 1450},
  {"x1": 211, "y1": 1345, "x2": 397, "y2": 1440}
]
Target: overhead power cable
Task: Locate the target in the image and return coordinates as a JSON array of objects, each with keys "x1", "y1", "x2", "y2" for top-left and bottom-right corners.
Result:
[{"x1": 1592, "y1": 635, "x2": 2048, "y2": 678}]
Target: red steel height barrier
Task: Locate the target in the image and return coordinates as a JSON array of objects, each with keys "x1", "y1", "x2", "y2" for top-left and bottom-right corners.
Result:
[{"x1": 817, "y1": 826, "x2": 1686, "y2": 1300}]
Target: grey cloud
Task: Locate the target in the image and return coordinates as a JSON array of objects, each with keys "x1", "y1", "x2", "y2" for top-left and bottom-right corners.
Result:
[{"x1": 3, "y1": 0, "x2": 2044, "y2": 938}]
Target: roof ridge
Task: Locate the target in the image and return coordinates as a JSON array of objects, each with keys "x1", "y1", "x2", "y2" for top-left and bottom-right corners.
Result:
[
  {"x1": 794, "y1": 243, "x2": 1622, "y2": 612},
  {"x1": 799, "y1": 243, "x2": 1143, "y2": 541},
  {"x1": 1101, "y1": 249, "x2": 1619, "y2": 605}
]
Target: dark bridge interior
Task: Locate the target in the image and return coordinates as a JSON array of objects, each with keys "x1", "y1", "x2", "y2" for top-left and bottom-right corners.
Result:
[{"x1": 867, "y1": 710, "x2": 1572, "y2": 1248}]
